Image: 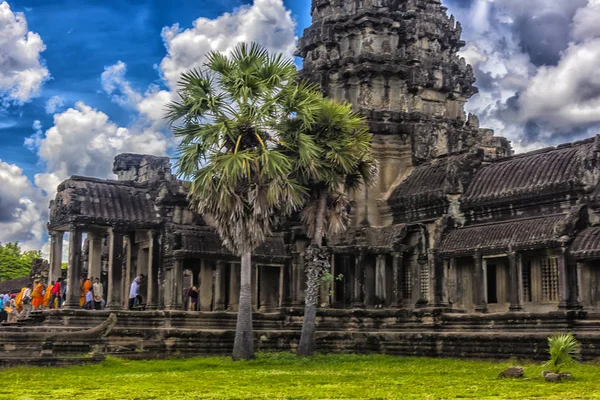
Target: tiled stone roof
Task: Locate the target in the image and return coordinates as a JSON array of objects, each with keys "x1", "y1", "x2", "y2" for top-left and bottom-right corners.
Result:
[
  {"x1": 571, "y1": 227, "x2": 600, "y2": 260},
  {"x1": 463, "y1": 141, "x2": 594, "y2": 207},
  {"x1": 329, "y1": 224, "x2": 407, "y2": 252},
  {"x1": 49, "y1": 176, "x2": 160, "y2": 228},
  {"x1": 170, "y1": 224, "x2": 290, "y2": 262},
  {"x1": 439, "y1": 216, "x2": 565, "y2": 256}
]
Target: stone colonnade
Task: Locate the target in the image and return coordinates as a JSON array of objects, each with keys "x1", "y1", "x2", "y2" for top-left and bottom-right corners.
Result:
[
  {"x1": 164, "y1": 259, "x2": 293, "y2": 312},
  {"x1": 436, "y1": 246, "x2": 575, "y2": 313},
  {"x1": 49, "y1": 225, "x2": 161, "y2": 310}
]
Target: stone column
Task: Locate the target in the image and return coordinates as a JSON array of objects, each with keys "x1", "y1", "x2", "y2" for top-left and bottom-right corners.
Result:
[
  {"x1": 63, "y1": 227, "x2": 83, "y2": 309},
  {"x1": 165, "y1": 259, "x2": 184, "y2": 310},
  {"x1": 508, "y1": 250, "x2": 524, "y2": 311},
  {"x1": 374, "y1": 254, "x2": 386, "y2": 306},
  {"x1": 174, "y1": 259, "x2": 183, "y2": 310},
  {"x1": 228, "y1": 262, "x2": 240, "y2": 311},
  {"x1": 352, "y1": 252, "x2": 365, "y2": 308},
  {"x1": 49, "y1": 231, "x2": 64, "y2": 284},
  {"x1": 121, "y1": 235, "x2": 133, "y2": 308},
  {"x1": 106, "y1": 229, "x2": 125, "y2": 310},
  {"x1": 473, "y1": 251, "x2": 487, "y2": 313},
  {"x1": 87, "y1": 232, "x2": 103, "y2": 281},
  {"x1": 557, "y1": 247, "x2": 570, "y2": 309},
  {"x1": 199, "y1": 259, "x2": 214, "y2": 311},
  {"x1": 214, "y1": 260, "x2": 227, "y2": 311},
  {"x1": 391, "y1": 253, "x2": 403, "y2": 308},
  {"x1": 576, "y1": 262, "x2": 587, "y2": 308},
  {"x1": 146, "y1": 231, "x2": 160, "y2": 309},
  {"x1": 431, "y1": 250, "x2": 448, "y2": 307},
  {"x1": 163, "y1": 265, "x2": 173, "y2": 310}
]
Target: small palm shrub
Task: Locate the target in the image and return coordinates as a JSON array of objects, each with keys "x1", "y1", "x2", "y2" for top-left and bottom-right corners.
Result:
[{"x1": 543, "y1": 333, "x2": 581, "y2": 374}]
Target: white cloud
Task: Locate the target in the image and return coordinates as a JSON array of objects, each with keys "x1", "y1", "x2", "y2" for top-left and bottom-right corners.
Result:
[
  {"x1": 0, "y1": 1, "x2": 49, "y2": 104},
  {"x1": 0, "y1": 160, "x2": 45, "y2": 251},
  {"x1": 33, "y1": 101, "x2": 168, "y2": 180},
  {"x1": 448, "y1": 0, "x2": 600, "y2": 150},
  {"x1": 101, "y1": 61, "x2": 142, "y2": 107},
  {"x1": 159, "y1": 0, "x2": 296, "y2": 90},
  {"x1": 45, "y1": 95, "x2": 64, "y2": 114}
]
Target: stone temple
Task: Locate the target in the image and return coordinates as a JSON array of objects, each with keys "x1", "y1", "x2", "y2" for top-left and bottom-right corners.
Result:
[{"x1": 5, "y1": 0, "x2": 600, "y2": 364}]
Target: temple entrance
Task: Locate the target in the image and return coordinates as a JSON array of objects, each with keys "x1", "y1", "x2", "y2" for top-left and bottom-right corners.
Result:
[
  {"x1": 451, "y1": 258, "x2": 474, "y2": 312},
  {"x1": 578, "y1": 262, "x2": 600, "y2": 308},
  {"x1": 484, "y1": 257, "x2": 509, "y2": 312},
  {"x1": 332, "y1": 255, "x2": 354, "y2": 308},
  {"x1": 258, "y1": 265, "x2": 281, "y2": 312}
]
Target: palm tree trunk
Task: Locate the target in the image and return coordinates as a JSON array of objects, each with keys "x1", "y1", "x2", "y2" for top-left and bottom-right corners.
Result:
[
  {"x1": 232, "y1": 250, "x2": 254, "y2": 360},
  {"x1": 297, "y1": 190, "x2": 328, "y2": 357}
]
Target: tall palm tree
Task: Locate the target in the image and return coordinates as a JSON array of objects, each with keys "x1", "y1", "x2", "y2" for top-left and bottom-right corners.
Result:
[
  {"x1": 166, "y1": 42, "x2": 320, "y2": 360},
  {"x1": 280, "y1": 99, "x2": 377, "y2": 356}
]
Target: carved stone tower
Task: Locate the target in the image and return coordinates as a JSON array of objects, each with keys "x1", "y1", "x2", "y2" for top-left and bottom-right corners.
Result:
[{"x1": 297, "y1": 0, "x2": 511, "y2": 226}]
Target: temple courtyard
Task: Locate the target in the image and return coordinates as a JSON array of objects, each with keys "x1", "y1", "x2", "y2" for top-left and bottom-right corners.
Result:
[{"x1": 2, "y1": 353, "x2": 600, "y2": 399}]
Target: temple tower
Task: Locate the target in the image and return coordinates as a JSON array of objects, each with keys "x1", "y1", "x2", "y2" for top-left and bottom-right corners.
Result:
[{"x1": 297, "y1": 0, "x2": 511, "y2": 226}]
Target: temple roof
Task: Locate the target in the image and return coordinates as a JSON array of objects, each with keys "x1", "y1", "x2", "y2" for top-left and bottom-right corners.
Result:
[
  {"x1": 329, "y1": 224, "x2": 408, "y2": 253},
  {"x1": 49, "y1": 176, "x2": 160, "y2": 229},
  {"x1": 439, "y1": 215, "x2": 565, "y2": 257},
  {"x1": 462, "y1": 140, "x2": 596, "y2": 207},
  {"x1": 170, "y1": 224, "x2": 291, "y2": 263},
  {"x1": 570, "y1": 227, "x2": 600, "y2": 260}
]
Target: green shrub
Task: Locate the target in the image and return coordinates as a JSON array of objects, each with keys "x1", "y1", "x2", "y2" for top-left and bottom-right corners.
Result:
[{"x1": 543, "y1": 333, "x2": 581, "y2": 374}]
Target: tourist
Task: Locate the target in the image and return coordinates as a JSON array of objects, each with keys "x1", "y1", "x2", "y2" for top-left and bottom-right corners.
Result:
[
  {"x1": 43, "y1": 281, "x2": 54, "y2": 309},
  {"x1": 20, "y1": 283, "x2": 33, "y2": 319},
  {"x1": 31, "y1": 280, "x2": 44, "y2": 311},
  {"x1": 6, "y1": 295, "x2": 18, "y2": 323},
  {"x1": 92, "y1": 277, "x2": 104, "y2": 310},
  {"x1": 186, "y1": 286, "x2": 199, "y2": 311},
  {"x1": 0, "y1": 295, "x2": 6, "y2": 323},
  {"x1": 128, "y1": 274, "x2": 144, "y2": 310},
  {"x1": 83, "y1": 288, "x2": 93, "y2": 310},
  {"x1": 50, "y1": 277, "x2": 62, "y2": 309}
]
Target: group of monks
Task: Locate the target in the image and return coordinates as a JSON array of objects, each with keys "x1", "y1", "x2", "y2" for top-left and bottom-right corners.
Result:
[{"x1": 1, "y1": 275, "x2": 100, "y2": 324}]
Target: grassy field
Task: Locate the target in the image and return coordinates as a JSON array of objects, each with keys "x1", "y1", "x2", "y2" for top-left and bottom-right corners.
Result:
[{"x1": 2, "y1": 353, "x2": 600, "y2": 399}]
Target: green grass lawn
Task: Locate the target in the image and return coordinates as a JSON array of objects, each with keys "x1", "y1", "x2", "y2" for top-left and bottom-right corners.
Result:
[{"x1": 2, "y1": 353, "x2": 600, "y2": 399}]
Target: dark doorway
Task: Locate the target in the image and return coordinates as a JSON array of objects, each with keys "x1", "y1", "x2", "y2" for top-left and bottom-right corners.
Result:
[{"x1": 487, "y1": 264, "x2": 498, "y2": 304}]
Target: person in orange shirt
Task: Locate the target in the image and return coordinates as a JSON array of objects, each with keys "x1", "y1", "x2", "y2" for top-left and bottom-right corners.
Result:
[
  {"x1": 80, "y1": 276, "x2": 92, "y2": 307},
  {"x1": 43, "y1": 281, "x2": 54, "y2": 309},
  {"x1": 31, "y1": 280, "x2": 44, "y2": 310}
]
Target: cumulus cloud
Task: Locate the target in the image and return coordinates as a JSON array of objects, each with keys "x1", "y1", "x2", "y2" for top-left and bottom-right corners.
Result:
[
  {"x1": 447, "y1": 0, "x2": 600, "y2": 150},
  {"x1": 33, "y1": 101, "x2": 168, "y2": 181},
  {"x1": 159, "y1": 0, "x2": 296, "y2": 89},
  {"x1": 0, "y1": 1, "x2": 49, "y2": 104},
  {"x1": 0, "y1": 160, "x2": 45, "y2": 250}
]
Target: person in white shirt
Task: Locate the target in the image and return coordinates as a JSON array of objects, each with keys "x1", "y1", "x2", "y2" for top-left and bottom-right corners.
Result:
[
  {"x1": 92, "y1": 278, "x2": 104, "y2": 310},
  {"x1": 128, "y1": 274, "x2": 144, "y2": 310}
]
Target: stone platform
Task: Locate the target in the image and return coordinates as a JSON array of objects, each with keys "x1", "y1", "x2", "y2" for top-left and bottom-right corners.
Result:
[{"x1": 3, "y1": 308, "x2": 600, "y2": 366}]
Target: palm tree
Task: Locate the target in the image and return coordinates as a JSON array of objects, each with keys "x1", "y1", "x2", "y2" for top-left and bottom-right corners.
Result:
[
  {"x1": 166, "y1": 42, "x2": 320, "y2": 360},
  {"x1": 280, "y1": 99, "x2": 377, "y2": 356},
  {"x1": 544, "y1": 332, "x2": 581, "y2": 374}
]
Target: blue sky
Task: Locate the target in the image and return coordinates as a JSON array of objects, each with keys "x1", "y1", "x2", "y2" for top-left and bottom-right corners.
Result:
[{"x1": 2, "y1": 0, "x2": 600, "y2": 252}]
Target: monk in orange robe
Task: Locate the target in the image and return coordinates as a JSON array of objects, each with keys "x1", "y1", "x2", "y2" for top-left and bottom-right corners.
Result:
[
  {"x1": 80, "y1": 277, "x2": 92, "y2": 307},
  {"x1": 31, "y1": 281, "x2": 44, "y2": 310},
  {"x1": 43, "y1": 282, "x2": 54, "y2": 308},
  {"x1": 15, "y1": 287, "x2": 26, "y2": 313}
]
